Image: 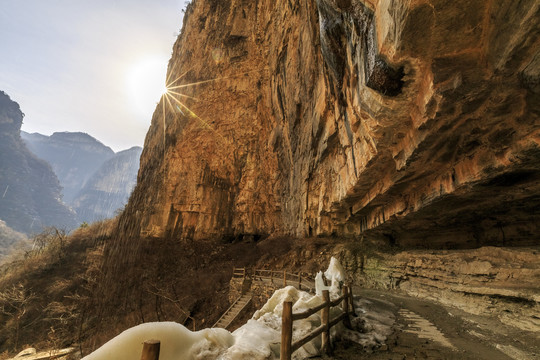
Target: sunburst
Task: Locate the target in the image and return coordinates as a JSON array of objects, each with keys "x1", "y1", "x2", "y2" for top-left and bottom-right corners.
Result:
[{"x1": 157, "y1": 66, "x2": 268, "y2": 161}]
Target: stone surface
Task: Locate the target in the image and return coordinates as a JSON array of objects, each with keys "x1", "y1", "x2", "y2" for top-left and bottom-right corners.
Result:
[
  {"x1": 337, "y1": 245, "x2": 540, "y2": 333},
  {"x1": 119, "y1": 0, "x2": 540, "y2": 248}
]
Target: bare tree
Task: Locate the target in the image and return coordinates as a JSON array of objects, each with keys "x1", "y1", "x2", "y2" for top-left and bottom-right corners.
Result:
[{"x1": 0, "y1": 284, "x2": 35, "y2": 350}]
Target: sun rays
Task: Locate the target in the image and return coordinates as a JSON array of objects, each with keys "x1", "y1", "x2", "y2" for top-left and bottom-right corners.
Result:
[{"x1": 157, "y1": 66, "x2": 268, "y2": 158}]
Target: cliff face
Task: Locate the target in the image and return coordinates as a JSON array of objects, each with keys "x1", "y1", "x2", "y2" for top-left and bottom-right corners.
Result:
[
  {"x1": 0, "y1": 91, "x2": 77, "y2": 235},
  {"x1": 122, "y1": 0, "x2": 539, "y2": 247}
]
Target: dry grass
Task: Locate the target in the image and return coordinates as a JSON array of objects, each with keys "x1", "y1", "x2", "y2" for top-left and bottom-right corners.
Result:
[
  {"x1": 0, "y1": 217, "x2": 309, "y2": 357},
  {"x1": 0, "y1": 220, "x2": 115, "y2": 355}
]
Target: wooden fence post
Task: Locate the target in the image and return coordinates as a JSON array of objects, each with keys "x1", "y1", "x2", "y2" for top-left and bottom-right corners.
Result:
[
  {"x1": 299, "y1": 276, "x2": 302, "y2": 291},
  {"x1": 342, "y1": 286, "x2": 352, "y2": 329},
  {"x1": 140, "y1": 340, "x2": 160, "y2": 360},
  {"x1": 321, "y1": 290, "x2": 330, "y2": 354},
  {"x1": 281, "y1": 301, "x2": 293, "y2": 360}
]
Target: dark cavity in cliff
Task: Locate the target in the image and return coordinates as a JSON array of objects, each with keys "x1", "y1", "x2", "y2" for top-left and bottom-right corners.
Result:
[{"x1": 316, "y1": 0, "x2": 404, "y2": 96}]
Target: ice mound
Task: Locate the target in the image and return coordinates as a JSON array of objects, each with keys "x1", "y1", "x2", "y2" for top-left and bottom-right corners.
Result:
[{"x1": 82, "y1": 322, "x2": 233, "y2": 360}]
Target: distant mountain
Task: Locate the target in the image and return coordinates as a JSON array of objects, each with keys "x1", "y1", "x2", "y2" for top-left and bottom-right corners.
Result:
[
  {"x1": 0, "y1": 91, "x2": 77, "y2": 235},
  {"x1": 72, "y1": 146, "x2": 142, "y2": 223},
  {"x1": 22, "y1": 131, "x2": 142, "y2": 224},
  {"x1": 21, "y1": 131, "x2": 115, "y2": 204}
]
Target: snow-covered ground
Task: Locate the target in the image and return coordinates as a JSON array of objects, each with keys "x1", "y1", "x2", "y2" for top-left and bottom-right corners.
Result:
[{"x1": 82, "y1": 257, "x2": 394, "y2": 360}]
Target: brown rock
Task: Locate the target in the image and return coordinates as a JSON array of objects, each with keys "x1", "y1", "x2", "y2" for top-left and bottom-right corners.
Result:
[{"x1": 118, "y1": 0, "x2": 540, "y2": 249}]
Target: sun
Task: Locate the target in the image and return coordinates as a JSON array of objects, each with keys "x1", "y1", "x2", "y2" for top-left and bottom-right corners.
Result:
[{"x1": 126, "y1": 55, "x2": 169, "y2": 118}]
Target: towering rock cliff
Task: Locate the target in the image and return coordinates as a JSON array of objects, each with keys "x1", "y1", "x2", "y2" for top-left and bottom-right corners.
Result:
[
  {"x1": 0, "y1": 91, "x2": 77, "y2": 235},
  {"x1": 121, "y1": 0, "x2": 539, "y2": 248}
]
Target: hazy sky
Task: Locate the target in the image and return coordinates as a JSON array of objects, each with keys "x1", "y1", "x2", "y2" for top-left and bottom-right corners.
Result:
[{"x1": 0, "y1": 0, "x2": 188, "y2": 151}]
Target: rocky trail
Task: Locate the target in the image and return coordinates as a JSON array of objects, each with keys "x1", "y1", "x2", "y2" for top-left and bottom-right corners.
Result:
[{"x1": 330, "y1": 288, "x2": 538, "y2": 360}]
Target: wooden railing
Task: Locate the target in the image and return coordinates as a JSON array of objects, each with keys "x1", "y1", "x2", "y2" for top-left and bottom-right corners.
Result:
[
  {"x1": 233, "y1": 267, "x2": 246, "y2": 278},
  {"x1": 280, "y1": 286, "x2": 354, "y2": 360},
  {"x1": 253, "y1": 269, "x2": 315, "y2": 292},
  {"x1": 138, "y1": 283, "x2": 355, "y2": 360}
]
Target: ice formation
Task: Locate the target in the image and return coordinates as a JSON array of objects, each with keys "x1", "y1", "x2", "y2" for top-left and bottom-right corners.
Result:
[
  {"x1": 324, "y1": 256, "x2": 346, "y2": 284},
  {"x1": 82, "y1": 322, "x2": 233, "y2": 360},
  {"x1": 82, "y1": 257, "x2": 390, "y2": 360},
  {"x1": 315, "y1": 256, "x2": 345, "y2": 298}
]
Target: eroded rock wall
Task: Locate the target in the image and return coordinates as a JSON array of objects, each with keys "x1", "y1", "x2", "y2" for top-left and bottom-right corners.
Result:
[
  {"x1": 338, "y1": 246, "x2": 540, "y2": 332},
  {"x1": 121, "y1": 0, "x2": 540, "y2": 247}
]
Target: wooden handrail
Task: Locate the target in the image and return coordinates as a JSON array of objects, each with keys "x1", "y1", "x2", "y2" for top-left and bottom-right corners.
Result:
[
  {"x1": 291, "y1": 302, "x2": 327, "y2": 321},
  {"x1": 292, "y1": 323, "x2": 325, "y2": 350},
  {"x1": 233, "y1": 267, "x2": 246, "y2": 278},
  {"x1": 280, "y1": 285, "x2": 355, "y2": 360},
  {"x1": 329, "y1": 293, "x2": 348, "y2": 307},
  {"x1": 280, "y1": 301, "x2": 293, "y2": 360},
  {"x1": 252, "y1": 269, "x2": 315, "y2": 292}
]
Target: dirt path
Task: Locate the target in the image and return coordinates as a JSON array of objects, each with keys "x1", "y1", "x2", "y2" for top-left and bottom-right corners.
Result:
[{"x1": 327, "y1": 288, "x2": 538, "y2": 360}]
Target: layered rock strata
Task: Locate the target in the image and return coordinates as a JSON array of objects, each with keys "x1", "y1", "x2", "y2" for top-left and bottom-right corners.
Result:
[
  {"x1": 338, "y1": 246, "x2": 540, "y2": 333},
  {"x1": 121, "y1": 0, "x2": 540, "y2": 247}
]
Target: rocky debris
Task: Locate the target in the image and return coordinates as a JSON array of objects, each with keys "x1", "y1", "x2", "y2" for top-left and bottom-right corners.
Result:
[{"x1": 340, "y1": 296, "x2": 396, "y2": 352}]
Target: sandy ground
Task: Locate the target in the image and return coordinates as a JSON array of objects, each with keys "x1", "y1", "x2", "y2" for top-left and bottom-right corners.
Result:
[{"x1": 325, "y1": 288, "x2": 539, "y2": 360}]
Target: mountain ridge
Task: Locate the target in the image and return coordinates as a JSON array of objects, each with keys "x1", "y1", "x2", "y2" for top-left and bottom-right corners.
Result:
[
  {"x1": 22, "y1": 131, "x2": 142, "y2": 224},
  {"x1": 0, "y1": 91, "x2": 77, "y2": 235}
]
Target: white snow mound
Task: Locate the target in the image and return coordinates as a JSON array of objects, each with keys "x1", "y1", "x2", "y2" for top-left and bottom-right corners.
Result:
[{"x1": 82, "y1": 322, "x2": 233, "y2": 360}]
